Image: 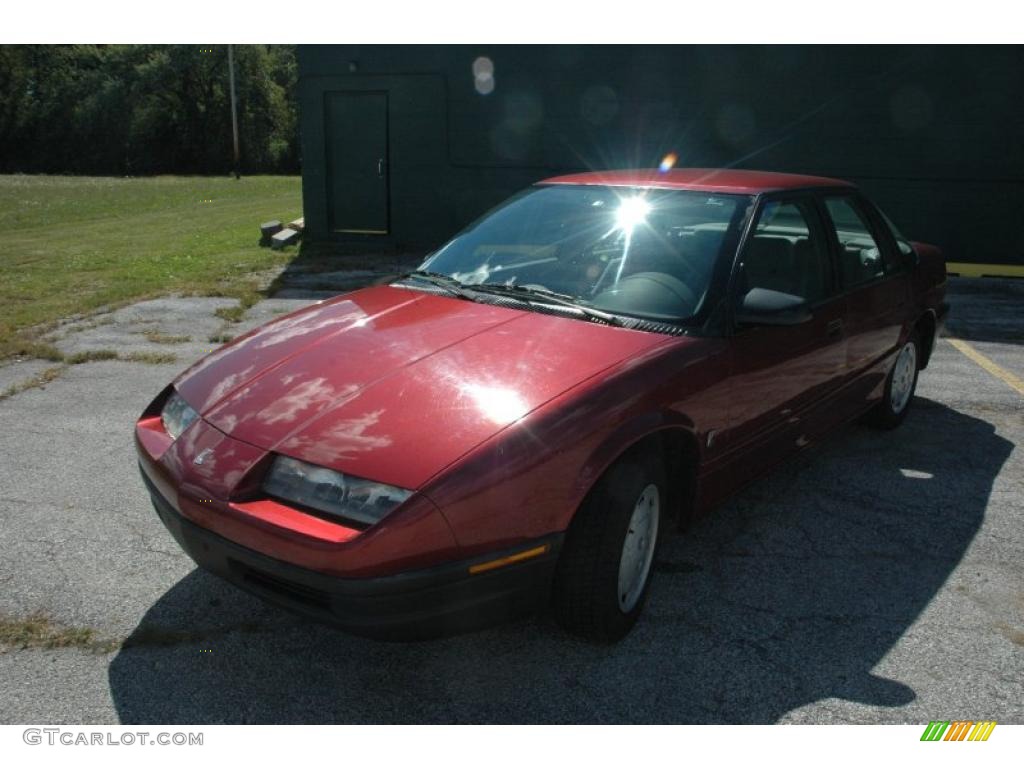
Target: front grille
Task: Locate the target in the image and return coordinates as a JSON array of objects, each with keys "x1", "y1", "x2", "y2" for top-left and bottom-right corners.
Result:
[{"x1": 231, "y1": 560, "x2": 332, "y2": 611}]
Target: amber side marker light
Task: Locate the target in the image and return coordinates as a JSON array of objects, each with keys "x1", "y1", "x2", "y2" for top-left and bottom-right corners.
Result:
[{"x1": 468, "y1": 544, "x2": 550, "y2": 575}]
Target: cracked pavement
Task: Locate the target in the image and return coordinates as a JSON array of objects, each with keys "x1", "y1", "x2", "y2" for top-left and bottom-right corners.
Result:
[{"x1": 0, "y1": 278, "x2": 1021, "y2": 724}]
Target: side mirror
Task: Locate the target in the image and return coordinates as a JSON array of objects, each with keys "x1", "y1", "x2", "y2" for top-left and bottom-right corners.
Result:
[{"x1": 735, "y1": 287, "x2": 812, "y2": 326}]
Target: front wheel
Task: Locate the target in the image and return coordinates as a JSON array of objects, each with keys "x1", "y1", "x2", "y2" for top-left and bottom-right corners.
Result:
[
  {"x1": 553, "y1": 450, "x2": 665, "y2": 642},
  {"x1": 867, "y1": 331, "x2": 920, "y2": 429}
]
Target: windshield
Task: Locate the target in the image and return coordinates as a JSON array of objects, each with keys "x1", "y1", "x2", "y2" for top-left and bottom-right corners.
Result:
[{"x1": 419, "y1": 184, "x2": 751, "y2": 324}]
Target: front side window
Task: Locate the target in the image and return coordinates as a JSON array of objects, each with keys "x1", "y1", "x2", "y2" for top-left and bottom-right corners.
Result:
[
  {"x1": 739, "y1": 199, "x2": 831, "y2": 303},
  {"x1": 824, "y1": 196, "x2": 887, "y2": 288},
  {"x1": 420, "y1": 185, "x2": 751, "y2": 324}
]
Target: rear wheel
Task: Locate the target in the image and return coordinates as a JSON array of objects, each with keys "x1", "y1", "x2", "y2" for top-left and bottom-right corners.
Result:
[
  {"x1": 867, "y1": 331, "x2": 920, "y2": 429},
  {"x1": 553, "y1": 449, "x2": 665, "y2": 642}
]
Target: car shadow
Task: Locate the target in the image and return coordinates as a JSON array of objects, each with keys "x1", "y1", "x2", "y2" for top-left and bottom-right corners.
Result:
[{"x1": 108, "y1": 397, "x2": 1011, "y2": 723}]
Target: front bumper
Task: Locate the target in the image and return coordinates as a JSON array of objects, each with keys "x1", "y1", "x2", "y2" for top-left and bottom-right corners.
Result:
[{"x1": 141, "y1": 467, "x2": 563, "y2": 639}]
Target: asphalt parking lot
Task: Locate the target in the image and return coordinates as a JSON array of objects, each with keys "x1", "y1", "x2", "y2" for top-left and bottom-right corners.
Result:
[{"x1": 0, "y1": 277, "x2": 1021, "y2": 724}]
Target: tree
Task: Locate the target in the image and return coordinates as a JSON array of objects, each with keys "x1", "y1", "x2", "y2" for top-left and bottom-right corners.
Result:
[{"x1": 0, "y1": 44, "x2": 300, "y2": 175}]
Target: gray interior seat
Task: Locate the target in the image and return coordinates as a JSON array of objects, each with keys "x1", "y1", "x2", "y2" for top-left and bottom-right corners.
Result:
[
  {"x1": 792, "y1": 237, "x2": 826, "y2": 302},
  {"x1": 743, "y1": 235, "x2": 796, "y2": 295}
]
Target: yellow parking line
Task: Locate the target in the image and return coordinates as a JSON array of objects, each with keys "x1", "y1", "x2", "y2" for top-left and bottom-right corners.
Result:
[
  {"x1": 947, "y1": 262, "x2": 1024, "y2": 279},
  {"x1": 947, "y1": 338, "x2": 1024, "y2": 396}
]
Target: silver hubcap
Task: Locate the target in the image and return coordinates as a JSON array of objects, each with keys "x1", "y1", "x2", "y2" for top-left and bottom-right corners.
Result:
[
  {"x1": 617, "y1": 483, "x2": 660, "y2": 613},
  {"x1": 890, "y1": 341, "x2": 917, "y2": 414}
]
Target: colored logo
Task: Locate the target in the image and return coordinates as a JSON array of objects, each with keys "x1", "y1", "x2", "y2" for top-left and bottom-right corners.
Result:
[{"x1": 920, "y1": 721, "x2": 997, "y2": 741}]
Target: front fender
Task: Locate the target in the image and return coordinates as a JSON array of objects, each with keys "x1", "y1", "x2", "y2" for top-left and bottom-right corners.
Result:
[
  {"x1": 568, "y1": 411, "x2": 698, "y2": 516},
  {"x1": 421, "y1": 336, "x2": 729, "y2": 556}
]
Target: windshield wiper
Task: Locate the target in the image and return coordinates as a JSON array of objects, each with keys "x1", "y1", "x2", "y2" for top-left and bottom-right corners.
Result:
[
  {"x1": 470, "y1": 283, "x2": 625, "y2": 327},
  {"x1": 399, "y1": 270, "x2": 476, "y2": 300},
  {"x1": 400, "y1": 273, "x2": 626, "y2": 327}
]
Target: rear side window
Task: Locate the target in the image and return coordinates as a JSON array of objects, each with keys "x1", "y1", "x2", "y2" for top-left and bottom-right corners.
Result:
[
  {"x1": 823, "y1": 196, "x2": 888, "y2": 288},
  {"x1": 740, "y1": 199, "x2": 831, "y2": 303},
  {"x1": 878, "y1": 207, "x2": 916, "y2": 258}
]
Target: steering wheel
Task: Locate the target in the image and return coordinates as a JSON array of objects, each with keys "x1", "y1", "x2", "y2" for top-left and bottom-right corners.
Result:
[
  {"x1": 591, "y1": 271, "x2": 699, "y2": 320},
  {"x1": 665, "y1": 254, "x2": 707, "y2": 291}
]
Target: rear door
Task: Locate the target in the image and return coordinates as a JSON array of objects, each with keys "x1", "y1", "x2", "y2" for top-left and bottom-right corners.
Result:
[
  {"x1": 820, "y1": 194, "x2": 910, "y2": 400},
  {"x1": 724, "y1": 194, "x2": 847, "y2": 472}
]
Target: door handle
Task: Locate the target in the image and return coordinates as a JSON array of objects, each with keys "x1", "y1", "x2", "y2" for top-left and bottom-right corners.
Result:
[
  {"x1": 377, "y1": 158, "x2": 385, "y2": 178},
  {"x1": 826, "y1": 319, "x2": 844, "y2": 338}
]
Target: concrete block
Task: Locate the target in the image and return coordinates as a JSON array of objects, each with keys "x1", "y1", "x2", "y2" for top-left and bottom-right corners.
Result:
[
  {"x1": 271, "y1": 228, "x2": 300, "y2": 250},
  {"x1": 260, "y1": 220, "x2": 283, "y2": 239},
  {"x1": 288, "y1": 217, "x2": 305, "y2": 232}
]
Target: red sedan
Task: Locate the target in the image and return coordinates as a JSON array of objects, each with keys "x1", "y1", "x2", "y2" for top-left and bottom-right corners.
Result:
[{"x1": 136, "y1": 169, "x2": 948, "y2": 641}]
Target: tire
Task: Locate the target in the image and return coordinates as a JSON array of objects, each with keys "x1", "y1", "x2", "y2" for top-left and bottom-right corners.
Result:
[
  {"x1": 553, "y1": 448, "x2": 666, "y2": 642},
  {"x1": 867, "y1": 330, "x2": 921, "y2": 429}
]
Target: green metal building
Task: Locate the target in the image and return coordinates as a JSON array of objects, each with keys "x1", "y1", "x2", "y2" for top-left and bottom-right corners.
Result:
[{"x1": 298, "y1": 45, "x2": 1024, "y2": 266}]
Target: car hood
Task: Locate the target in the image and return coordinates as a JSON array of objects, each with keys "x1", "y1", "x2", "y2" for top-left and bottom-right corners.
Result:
[{"x1": 175, "y1": 285, "x2": 668, "y2": 490}]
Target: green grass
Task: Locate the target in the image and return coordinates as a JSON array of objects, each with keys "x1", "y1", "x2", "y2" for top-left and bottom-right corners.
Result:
[
  {"x1": 64, "y1": 349, "x2": 177, "y2": 365},
  {"x1": 121, "y1": 350, "x2": 177, "y2": 364},
  {"x1": 64, "y1": 349, "x2": 119, "y2": 364},
  {"x1": 0, "y1": 614, "x2": 119, "y2": 653},
  {"x1": 0, "y1": 174, "x2": 301, "y2": 360},
  {"x1": 142, "y1": 330, "x2": 190, "y2": 344},
  {"x1": 0, "y1": 365, "x2": 64, "y2": 402},
  {"x1": 213, "y1": 285, "x2": 263, "y2": 323},
  {"x1": 0, "y1": 349, "x2": 179, "y2": 398},
  {"x1": 0, "y1": 612, "x2": 274, "y2": 654}
]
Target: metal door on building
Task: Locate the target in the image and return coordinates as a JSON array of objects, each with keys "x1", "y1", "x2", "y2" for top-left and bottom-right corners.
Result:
[{"x1": 325, "y1": 91, "x2": 389, "y2": 235}]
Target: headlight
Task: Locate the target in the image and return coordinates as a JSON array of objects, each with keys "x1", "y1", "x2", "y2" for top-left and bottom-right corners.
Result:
[
  {"x1": 161, "y1": 390, "x2": 199, "y2": 440},
  {"x1": 263, "y1": 455, "x2": 413, "y2": 527}
]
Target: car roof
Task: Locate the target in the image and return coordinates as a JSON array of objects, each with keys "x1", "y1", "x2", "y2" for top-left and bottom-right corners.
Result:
[{"x1": 539, "y1": 168, "x2": 855, "y2": 195}]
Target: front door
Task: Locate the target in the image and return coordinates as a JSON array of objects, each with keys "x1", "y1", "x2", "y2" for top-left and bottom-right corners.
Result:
[
  {"x1": 325, "y1": 91, "x2": 389, "y2": 235},
  {"x1": 723, "y1": 196, "x2": 848, "y2": 477}
]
